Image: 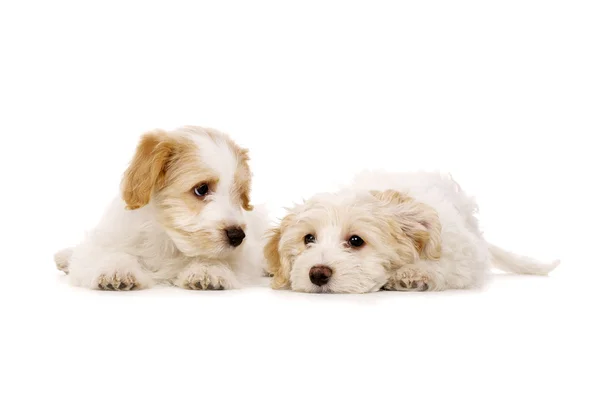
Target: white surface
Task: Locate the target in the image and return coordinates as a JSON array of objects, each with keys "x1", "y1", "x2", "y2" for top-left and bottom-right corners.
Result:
[{"x1": 1, "y1": 1, "x2": 598, "y2": 398}]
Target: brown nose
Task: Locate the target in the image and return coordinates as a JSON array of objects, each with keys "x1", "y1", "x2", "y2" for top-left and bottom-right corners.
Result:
[
  {"x1": 309, "y1": 265, "x2": 332, "y2": 286},
  {"x1": 225, "y1": 227, "x2": 245, "y2": 247}
]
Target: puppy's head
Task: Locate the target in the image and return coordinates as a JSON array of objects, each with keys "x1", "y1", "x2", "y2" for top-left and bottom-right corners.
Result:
[
  {"x1": 265, "y1": 189, "x2": 441, "y2": 293},
  {"x1": 121, "y1": 126, "x2": 253, "y2": 258}
]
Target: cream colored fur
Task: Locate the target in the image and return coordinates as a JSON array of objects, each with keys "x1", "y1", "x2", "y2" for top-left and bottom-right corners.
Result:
[
  {"x1": 55, "y1": 126, "x2": 267, "y2": 290},
  {"x1": 265, "y1": 171, "x2": 559, "y2": 293}
]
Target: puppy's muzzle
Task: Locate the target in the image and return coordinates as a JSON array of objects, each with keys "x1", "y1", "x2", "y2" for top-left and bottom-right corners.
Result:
[
  {"x1": 225, "y1": 226, "x2": 245, "y2": 247},
  {"x1": 309, "y1": 265, "x2": 332, "y2": 286}
]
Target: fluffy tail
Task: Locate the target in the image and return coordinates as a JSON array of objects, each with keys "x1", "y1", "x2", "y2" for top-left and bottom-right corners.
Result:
[
  {"x1": 54, "y1": 247, "x2": 74, "y2": 274},
  {"x1": 488, "y1": 243, "x2": 559, "y2": 275}
]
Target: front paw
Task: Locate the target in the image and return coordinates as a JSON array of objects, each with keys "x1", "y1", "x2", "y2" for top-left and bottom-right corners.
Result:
[
  {"x1": 96, "y1": 271, "x2": 142, "y2": 291},
  {"x1": 384, "y1": 268, "x2": 430, "y2": 291},
  {"x1": 177, "y1": 264, "x2": 239, "y2": 290}
]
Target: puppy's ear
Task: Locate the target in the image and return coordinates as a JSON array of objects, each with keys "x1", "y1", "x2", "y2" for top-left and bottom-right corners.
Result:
[
  {"x1": 238, "y1": 148, "x2": 253, "y2": 211},
  {"x1": 241, "y1": 192, "x2": 253, "y2": 211},
  {"x1": 371, "y1": 189, "x2": 442, "y2": 260},
  {"x1": 263, "y1": 216, "x2": 293, "y2": 289},
  {"x1": 121, "y1": 131, "x2": 174, "y2": 210}
]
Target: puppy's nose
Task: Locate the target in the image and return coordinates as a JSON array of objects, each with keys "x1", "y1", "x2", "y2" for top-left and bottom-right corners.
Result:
[
  {"x1": 225, "y1": 227, "x2": 245, "y2": 247},
  {"x1": 309, "y1": 265, "x2": 332, "y2": 286}
]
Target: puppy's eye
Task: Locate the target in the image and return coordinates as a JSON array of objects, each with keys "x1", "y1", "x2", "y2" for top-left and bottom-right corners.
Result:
[
  {"x1": 348, "y1": 235, "x2": 365, "y2": 248},
  {"x1": 193, "y1": 184, "x2": 209, "y2": 197},
  {"x1": 304, "y1": 234, "x2": 316, "y2": 245}
]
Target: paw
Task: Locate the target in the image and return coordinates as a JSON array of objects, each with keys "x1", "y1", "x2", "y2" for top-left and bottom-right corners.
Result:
[
  {"x1": 384, "y1": 269, "x2": 430, "y2": 291},
  {"x1": 56, "y1": 259, "x2": 69, "y2": 274},
  {"x1": 262, "y1": 268, "x2": 274, "y2": 277},
  {"x1": 177, "y1": 264, "x2": 239, "y2": 290},
  {"x1": 96, "y1": 272, "x2": 141, "y2": 291},
  {"x1": 54, "y1": 248, "x2": 73, "y2": 274}
]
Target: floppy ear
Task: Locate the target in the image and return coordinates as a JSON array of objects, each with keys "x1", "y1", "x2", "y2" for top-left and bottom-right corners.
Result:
[
  {"x1": 121, "y1": 131, "x2": 174, "y2": 210},
  {"x1": 241, "y1": 191, "x2": 253, "y2": 211},
  {"x1": 371, "y1": 189, "x2": 442, "y2": 260},
  {"x1": 263, "y1": 210, "x2": 299, "y2": 289},
  {"x1": 238, "y1": 148, "x2": 254, "y2": 211},
  {"x1": 264, "y1": 226, "x2": 290, "y2": 289}
]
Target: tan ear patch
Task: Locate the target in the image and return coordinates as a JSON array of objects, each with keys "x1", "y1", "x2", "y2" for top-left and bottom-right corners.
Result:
[
  {"x1": 263, "y1": 210, "x2": 300, "y2": 290},
  {"x1": 399, "y1": 215, "x2": 441, "y2": 260},
  {"x1": 264, "y1": 227, "x2": 290, "y2": 289},
  {"x1": 373, "y1": 189, "x2": 442, "y2": 261},
  {"x1": 121, "y1": 130, "x2": 175, "y2": 210},
  {"x1": 233, "y1": 148, "x2": 253, "y2": 211}
]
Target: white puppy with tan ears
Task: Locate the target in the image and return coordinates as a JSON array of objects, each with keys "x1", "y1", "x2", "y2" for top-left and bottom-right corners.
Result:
[
  {"x1": 265, "y1": 171, "x2": 559, "y2": 293},
  {"x1": 55, "y1": 126, "x2": 267, "y2": 290}
]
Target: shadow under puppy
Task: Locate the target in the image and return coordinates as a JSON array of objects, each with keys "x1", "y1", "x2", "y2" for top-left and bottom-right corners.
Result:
[
  {"x1": 265, "y1": 171, "x2": 559, "y2": 293},
  {"x1": 55, "y1": 126, "x2": 266, "y2": 290}
]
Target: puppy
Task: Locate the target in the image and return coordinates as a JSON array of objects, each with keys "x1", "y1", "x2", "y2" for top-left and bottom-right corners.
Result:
[
  {"x1": 265, "y1": 171, "x2": 559, "y2": 293},
  {"x1": 55, "y1": 126, "x2": 266, "y2": 290}
]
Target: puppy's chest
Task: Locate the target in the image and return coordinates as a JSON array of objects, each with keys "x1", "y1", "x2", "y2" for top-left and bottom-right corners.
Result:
[
  {"x1": 129, "y1": 228, "x2": 183, "y2": 270},
  {"x1": 140, "y1": 252, "x2": 187, "y2": 273}
]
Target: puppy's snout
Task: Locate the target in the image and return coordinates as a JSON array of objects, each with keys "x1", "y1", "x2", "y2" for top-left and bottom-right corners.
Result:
[
  {"x1": 309, "y1": 265, "x2": 332, "y2": 286},
  {"x1": 225, "y1": 227, "x2": 245, "y2": 247}
]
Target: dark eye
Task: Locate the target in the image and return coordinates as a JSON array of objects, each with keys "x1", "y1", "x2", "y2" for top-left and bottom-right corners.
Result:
[
  {"x1": 348, "y1": 235, "x2": 365, "y2": 248},
  {"x1": 193, "y1": 184, "x2": 209, "y2": 197},
  {"x1": 304, "y1": 234, "x2": 316, "y2": 245}
]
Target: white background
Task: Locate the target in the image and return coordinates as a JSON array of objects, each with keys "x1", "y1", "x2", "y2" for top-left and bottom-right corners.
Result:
[{"x1": 1, "y1": 1, "x2": 598, "y2": 398}]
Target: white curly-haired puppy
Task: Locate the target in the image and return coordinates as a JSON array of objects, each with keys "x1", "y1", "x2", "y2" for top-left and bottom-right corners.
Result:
[
  {"x1": 265, "y1": 171, "x2": 559, "y2": 293},
  {"x1": 55, "y1": 126, "x2": 266, "y2": 291}
]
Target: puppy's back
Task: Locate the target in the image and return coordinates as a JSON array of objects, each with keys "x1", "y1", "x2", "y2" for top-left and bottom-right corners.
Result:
[{"x1": 351, "y1": 170, "x2": 481, "y2": 237}]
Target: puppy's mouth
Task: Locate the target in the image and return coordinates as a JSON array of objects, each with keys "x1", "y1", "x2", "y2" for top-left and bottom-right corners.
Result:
[
  {"x1": 305, "y1": 278, "x2": 384, "y2": 294},
  {"x1": 191, "y1": 238, "x2": 241, "y2": 257},
  {"x1": 310, "y1": 284, "x2": 332, "y2": 293},
  {"x1": 290, "y1": 279, "x2": 333, "y2": 294},
  {"x1": 167, "y1": 228, "x2": 242, "y2": 258}
]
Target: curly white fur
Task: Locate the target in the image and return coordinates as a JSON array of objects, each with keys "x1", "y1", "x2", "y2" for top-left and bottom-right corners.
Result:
[
  {"x1": 266, "y1": 171, "x2": 559, "y2": 293},
  {"x1": 55, "y1": 126, "x2": 267, "y2": 290}
]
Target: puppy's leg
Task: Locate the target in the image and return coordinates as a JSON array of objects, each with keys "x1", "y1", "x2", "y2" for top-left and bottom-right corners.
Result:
[
  {"x1": 95, "y1": 269, "x2": 146, "y2": 291},
  {"x1": 175, "y1": 262, "x2": 240, "y2": 290},
  {"x1": 54, "y1": 247, "x2": 74, "y2": 274},
  {"x1": 385, "y1": 225, "x2": 490, "y2": 292},
  {"x1": 68, "y1": 242, "x2": 153, "y2": 291},
  {"x1": 384, "y1": 266, "x2": 433, "y2": 291}
]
